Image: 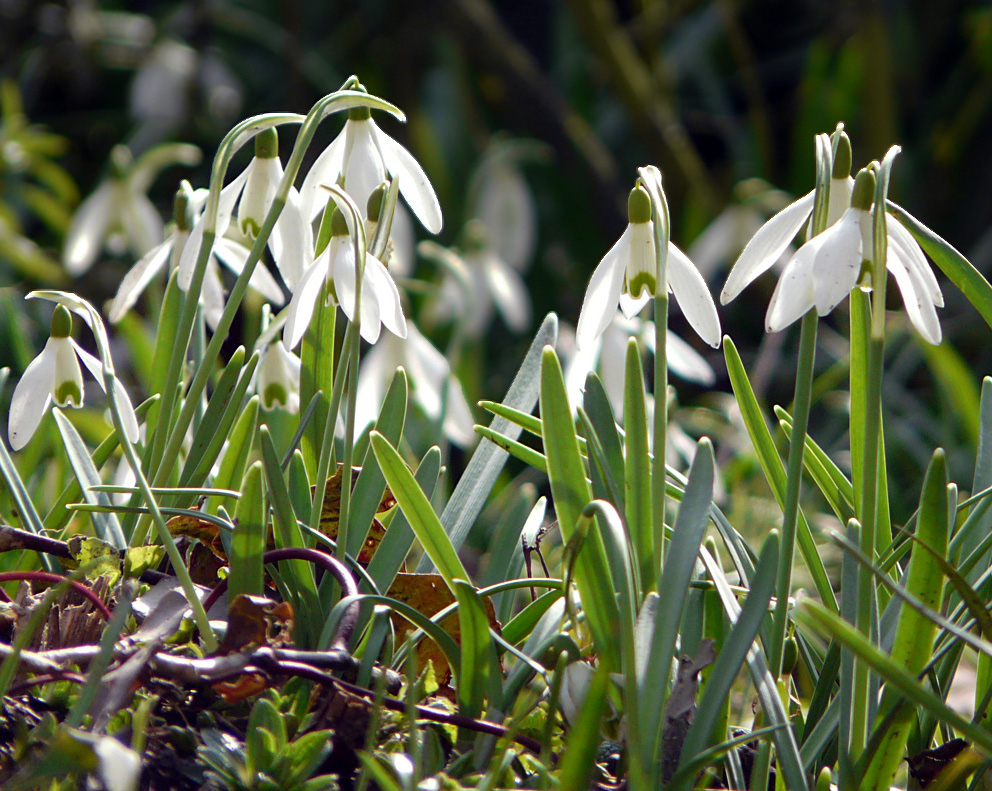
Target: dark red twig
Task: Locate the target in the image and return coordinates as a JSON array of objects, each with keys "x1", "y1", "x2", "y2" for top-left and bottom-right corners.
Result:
[
  {"x1": 202, "y1": 547, "x2": 360, "y2": 648},
  {"x1": 0, "y1": 571, "x2": 113, "y2": 620},
  {"x1": 7, "y1": 671, "x2": 87, "y2": 695}
]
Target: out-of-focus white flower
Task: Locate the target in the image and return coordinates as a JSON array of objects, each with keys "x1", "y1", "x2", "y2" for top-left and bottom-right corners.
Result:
[
  {"x1": 563, "y1": 315, "x2": 715, "y2": 417},
  {"x1": 64, "y1": 143, "x2": 200, "y2": 275},
  {"x1": 688, "y1": 179, "x2": 794, "y2": 281},
  {"x1": 284, "y1": 206, "x2": 406, "y2": 349},
  {"x1": 576, "y1": 184, "x2": 721, "y2": 351},
  {"x1": 299, "y1": 105, "x2": 442, "y2": 234},
  {"x1": 178, "y1": 127, "x2": 311, "y2": 298},
  {"x1": 721, "y1": 134, "x2": 855, "y2": 305},
  {"x1": 256, "y1": 340, "x2": 301, "y2": 412},
  {"x1": 764, "y1": 169, "x2": 944, "y2": 343},
  {"x1": 424, "y1": 147, "x2": 538, "y2": 336},
  {"x1": 354, "y1": 322, "x2": 475, "y2": 447},
  {"x1": 8, "y1": 304, "x2": 138, "y2": 450},
  {"x1": 109, "y1": 183, "x2": 284, "y2": 328}
]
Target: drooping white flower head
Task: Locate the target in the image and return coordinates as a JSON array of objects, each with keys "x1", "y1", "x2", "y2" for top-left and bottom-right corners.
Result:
[
  {"x1": 575, "y1": 182, "x2": 721, "y2": 351},
  {"x1": 63, "y1": 143, "x2": 200, "y2": 275},
  {"x1": 721, "y1": 133, "x2": 855, "y2": 305},
  {"x1": 8, "y1": 304, "x2": 139, "y2": 450},
  {"x1": 764, "y1": 167, "x2": 944, "y2": 343},
  {"x1": 354, "y1": 322, "x2": 475, "y2": 447},
  {"x1": 256, "y1": 340, "x2": 302, "y2": 413},
  {"x1": 283, "y1": 204, "x2": 407, "y2": 349},
  {"x1": 109, "y1": 182, "x2": 284, "y2": 329},
  {"x1": 299, "y1": 105, "x2": 442, "y2": 234},
  {"x1": 178, "y1": 127, "x2": 311, "y2": 298}
]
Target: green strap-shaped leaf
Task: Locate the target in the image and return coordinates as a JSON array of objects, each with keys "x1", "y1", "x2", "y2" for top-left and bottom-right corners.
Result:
[
  {"x1": 539, "y1": 347, "x2": 619, "y2": 669},
  {"x1": 452, "y1": 579, "x2": 498, "y2": 721},
  {"x1": 888, "y1": 200, "x2": 992, "y2": 331},
  {"x1": 229, "y1": 461, "x2": 265, "y2": 599},
  {"x1": 370, "y1": 432, "x2": 469, "y2": 592},
  {"x1": 623, "y1": 338, "x2": 654, "y2": 593},
  {"x1": 417, "y1": 313, "x2": 557, "y2": 572},
  {"x1": 724, "y1": 336, "x2": 838, "y2": 612},
  {"x1": 863, "y1": 449, "x2": 948, "y2": 790},
  {"x1": 52, "y1": 409, "x2": 126, "y2": 549}
]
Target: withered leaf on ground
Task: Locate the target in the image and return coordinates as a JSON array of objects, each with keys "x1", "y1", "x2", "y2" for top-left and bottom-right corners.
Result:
[
  {"x1": 313, "y1": 464, "x2": 395, "y2": 564},
  {"x1": 385, "y1": 573, "x2": 500, "y2": 684},
  {"x1": 216, "y1": 594, "x2": 294, "y2": 655},
  {"x1": 165, "y1": 509, "x2": 226, "y2": 560}
]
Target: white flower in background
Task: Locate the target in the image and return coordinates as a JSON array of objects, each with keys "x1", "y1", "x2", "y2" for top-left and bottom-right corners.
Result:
[
  {"x1": 763, "y1": 169, "x2": 944, "y2": 343},
  {"x1": 256, "y1": 340, "x2": 301, "y2": 412},
  {"x1": 575, "y1": 184, "x2": 721, "y2": 351},
  {"x1": 63, "y1": 143, "x2": 200, "y2": 275},
  {"x1": 721, "y1": 133, "x2": 855, "y2": 305},
  {"x1": 284, "y1": 206, "x2": 407, "y2": 349},
  {"x1": 8, "y1": 304, "x2": 139, "y2": 450},
  {"x1": 688, "y1": 179, "x2": 794, "y2": 281},
  {"x1": 299, "y1": 104, "x2": 442, "y2": 234},
  {"x1": 178, "y1": 127, "x2": 311, "y2": 298},
  {"x1": 563, "y1": 315, "x2": 715, "y2": 418},
  {"x1": 109, "y1": 183, "x2": 284, "y2": 329},
  {"x1": 423, "y1": 147, "x2": 538, "y2": 335},
  {"x1": 354, "y1": 323, "x2": 475, "y2": 447}
]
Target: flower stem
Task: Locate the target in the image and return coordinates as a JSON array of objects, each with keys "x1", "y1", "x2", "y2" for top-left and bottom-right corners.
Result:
[
  {"x1": 770, "y1": 308, "x2": 818, "y2": 676},
  {"x1": 652, "y1": 292, "x2": 669, "y2": 578}
]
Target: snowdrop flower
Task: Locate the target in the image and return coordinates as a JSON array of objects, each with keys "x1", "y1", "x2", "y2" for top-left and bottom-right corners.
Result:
[
  {"x1": 425, "y1": 150, "x2": 537, "y2": 336},
  {"x1": 764, "y1": 168, "x2": 944, "y2": 343},
  {"x1": 354, "y1": 322, "x2": 475, "y2": 447},
  {"x1": 564, "y1": 315, "x2": 715, "y2": 417},
  {"x1": 8, "y1": 304, "x2": 138, "y2": 450},
  {"x1": 575, "y1": 184, "x2": 721, "y2": 351},
  {"x1": 178, "y1": 127, "x2": 311, "y2": 297},
  {"x1": 109, "y1": 182, "x2": 284, "y2": 328},
  {"x1": 64, "y1": 143, "x2": 200, "y2": 275},
  {"x1": 256, "y1": 340, "x2": 301, "y2": 412},
  {"x1": 721, "y1": 134, "x2": 855, "y2": 305},
  {"x1": 284, "y1": 205, "x2": 407, "y2": 349},
  {"x1": 299, "y1": 104, "x2": 442, "y2": 234}
]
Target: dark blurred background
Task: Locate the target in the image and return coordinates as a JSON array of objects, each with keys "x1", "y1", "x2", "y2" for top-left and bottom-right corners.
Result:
[{"x1": 3, "y1": 0, "x2": 992, "y2": 504}]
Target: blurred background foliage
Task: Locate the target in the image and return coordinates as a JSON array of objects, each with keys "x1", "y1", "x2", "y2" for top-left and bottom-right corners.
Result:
[{"x1": 2, "y1": 0, "x2": 992, "y2": 516}]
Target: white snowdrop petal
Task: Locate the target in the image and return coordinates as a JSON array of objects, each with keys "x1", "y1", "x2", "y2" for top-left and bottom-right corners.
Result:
[
  {"x1": 63, "y1": 181, "x2": 117, "y2": 275},
  {"x1": 8, "y1": 341, "x2": 57, "y2": 450},
  {"x1": 177, "y1": 220, "x2": 205, "y2": 292},
  {"x1": 373, "y1": 120, "x2": 443, "y2": 234},
  {"x1": 668, "y1": 243, "x2": 722, "y2": 348},
  {"x1": 575, "y1": 237, "x2": 626, "y2": 350},
  {"x1": 76, "y1": 339, "x2": 140, "y2": 442},
  {"x1": 442, "y1": 377, "x2": 477, "y2": 447},
  {"x1": 765, "y1": 246, "x2": 816, "y2": 333},
  {"x1": 825, "y1": 176, "x2": 855, "y2": 226},
  {"x1": 213, "y1": 237, "x2": 284, "y2": 305},
  {"x1": 215, "y1": 166, "x2": 251, "y2": 232},
  {"x1": 109, "y1": 237, "x2": 173, "y2": 323},
  {"x1": 331, "y1": 240, "x2": 359, "y2": 323},
  {"x1": 299, "y1": 129, "x2": 347, "y2": 222},
  {"x1": 123, "y1": 192, "x2": 165, "y2": 258},
  {"x1": 284, "y1": 257, "x2": 325, "y2": 350},
  {"x1": 666, "y1": 329, "x2": 716, "y2": 385},
  {"x1": 484, "y1": 255, "x2": 531, "y2": 332},
  {"x1": 201, "y1": 263, "x2": 226, "y2": 330},
  {"x1": 887, "y1": 244, "x2": 942, "y2": 344},
  {"x1": 364, "y1": 252, "x2": 407, "y2": 339},
  {"x1": 721, "y1": 190, "x2": 814, "y2": 304},
  {"x1": 888, "y1": 216, "x2": 943, "y2": 307},
  {"x1": 238, "y1": 156, "x2": 282, "y2": 235},
  {"x1": 343, "y1": 119, "x2": 387, "y2": 216},
  {"x1": 619, "y1": 290, "x2": 650, "y2": 320},
  {"x1": 93, "y1": 735, "x2": 141, "y2": 791},
  {"x1": 269, "y1": 189, "x2": 313, "y2": 291},
  {"x1": 477, "y1": 165, "x2": 535, "y2": 271},
  {"x1": 811, "y1": 211, "x2": 865, "y2": 316}
]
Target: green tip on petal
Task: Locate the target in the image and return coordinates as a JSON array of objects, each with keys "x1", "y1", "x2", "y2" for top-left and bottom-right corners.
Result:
[
  {"x1": 54, "y1": 379, "x2": 82, "y2": 408},
  {"x1": 851, "y1": 168, "x2": 876, "y2": 211},
  {"x1": 50, "y1": 304, "x2": 73, "y2": 338},
  {"x1": 330, "y1": 206, "x2": 350, "y2": 237},
  {"x1": 348, "y1": 105, "x2": 372, "y2": 122},
  {"x1": 263, "y1": 383, "x2": 289, "y2": 410},
  {"x1": 367, "y1": 183, "x2": 388, "y2": 221},
  {"x1": 626, "y1": 271, "x2": 656, "y2": 299},
  {"x1": 253, "y1": 127, "x2": 279, "y2": 159},
  {"x1": 832, "y1": 132, "x2": 852, "y2": 179},
  {"x1": 109, "y1": 145, "x2": 132, "y2": 179},
  {"x1": 627, "y1": 186, "x2": 652, "y2": 225}
]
